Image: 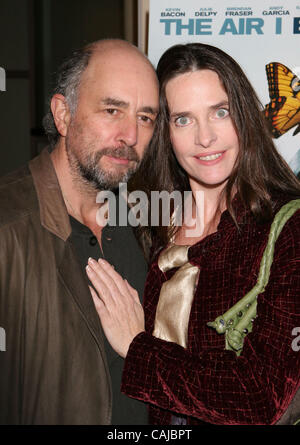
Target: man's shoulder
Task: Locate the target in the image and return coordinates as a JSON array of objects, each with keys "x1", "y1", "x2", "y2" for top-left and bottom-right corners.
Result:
[{"x1": 0, "y1": 163, "x2": 38, "y2": 228}]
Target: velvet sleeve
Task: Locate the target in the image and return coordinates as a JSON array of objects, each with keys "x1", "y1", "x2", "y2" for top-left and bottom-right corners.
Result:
[{"x1": 121, "y1": 212, "x2": 300, "y2": 425}]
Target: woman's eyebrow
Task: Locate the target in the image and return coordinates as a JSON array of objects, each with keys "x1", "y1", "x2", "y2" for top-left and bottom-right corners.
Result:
[
  {"x1": 169, "y1": 111, "x2": 190, "y2": 118},
  {"x1": 208, "y1": 100, "x2": 229, "y2": 110},
  {"x1": 169, "y1": 101, "x2": 229, "y2": 118}
]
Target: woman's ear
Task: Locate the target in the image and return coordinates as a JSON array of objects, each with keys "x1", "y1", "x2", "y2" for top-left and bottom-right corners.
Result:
[{"x1": 50, "y1": 94, "x2": 71, "y2": 137}]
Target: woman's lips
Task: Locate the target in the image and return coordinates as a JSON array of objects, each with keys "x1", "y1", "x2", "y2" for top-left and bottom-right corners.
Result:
[{"x1": 193, "y1": 151, "x2": 226, "y2": 165}]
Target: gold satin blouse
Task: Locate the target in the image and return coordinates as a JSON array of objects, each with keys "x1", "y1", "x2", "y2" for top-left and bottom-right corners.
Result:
[{"x1": 152, "y1": 243, "x2": 200, "y2": 348}]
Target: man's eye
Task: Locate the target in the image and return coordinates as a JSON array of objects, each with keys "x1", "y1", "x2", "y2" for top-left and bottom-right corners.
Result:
[
  {"x1": 216, "y1": 108, "x2": 229, "y2": 118},
  {"x1": 106, "y1": 108, "x2": 118, "y2": 115},
  {"x1": 138, "y1": 115, "x2": 154, "y2": 126},
  {"x1": 175, "y1": 116, "x2": 190, "y2": 126}
]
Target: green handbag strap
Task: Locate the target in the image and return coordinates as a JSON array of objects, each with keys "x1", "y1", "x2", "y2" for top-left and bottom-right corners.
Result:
[{"x1": 207, "y1": 199, "x2": 300, "y2": 356}]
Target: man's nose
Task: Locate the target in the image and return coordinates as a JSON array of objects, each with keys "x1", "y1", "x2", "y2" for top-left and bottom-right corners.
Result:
[{"x1": 117, "y1": 117, "x2": 138, "y2": 147}]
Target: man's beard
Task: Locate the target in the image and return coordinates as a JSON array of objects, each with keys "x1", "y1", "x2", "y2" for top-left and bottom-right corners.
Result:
[{"x1": 66, "y1": 141, "x2": 140, "y2": 192}]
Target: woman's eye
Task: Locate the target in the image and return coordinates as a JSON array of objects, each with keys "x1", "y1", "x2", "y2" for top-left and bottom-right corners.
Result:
[
  {"x1": 216, "y1": 108, "x2": 229, "y2": 118},
  {"x1": 175, "y1": 116, "x2": 190, "y2": 126}
]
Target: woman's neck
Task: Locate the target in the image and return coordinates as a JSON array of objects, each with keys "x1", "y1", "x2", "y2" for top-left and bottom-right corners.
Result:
[{"x1": 174, "y1": 179, "x2": 226, "y2": 246}]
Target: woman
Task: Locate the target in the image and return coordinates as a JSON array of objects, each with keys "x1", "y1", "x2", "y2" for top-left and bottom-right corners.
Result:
[{"x1": 86, "y1": 43, "x2": 300, "y2": 424}]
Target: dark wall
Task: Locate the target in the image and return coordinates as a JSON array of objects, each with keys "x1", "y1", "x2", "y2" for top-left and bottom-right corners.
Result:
[
  {"x1": 0, "y1": 0, "x2": 125, "y2": 176},
  {"x1": 0, "y1": 0, "x2": 31, "y2": 176},
  {"x1": 36, "y1": 0, "x2": 124, "y2": 124},
  {"x1": 51, "y1": 0, "x2": 124, "y2": 71}
]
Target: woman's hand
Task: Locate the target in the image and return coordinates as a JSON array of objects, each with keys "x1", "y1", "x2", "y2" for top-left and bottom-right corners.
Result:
[{"x1": 86, "y1": 257, "x2": 145, "y2": 358}]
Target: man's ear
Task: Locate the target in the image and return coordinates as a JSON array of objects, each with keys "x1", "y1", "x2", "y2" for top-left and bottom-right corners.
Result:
[{"x1": 50, "y1": 94, "x2": 72, "y2": 137}]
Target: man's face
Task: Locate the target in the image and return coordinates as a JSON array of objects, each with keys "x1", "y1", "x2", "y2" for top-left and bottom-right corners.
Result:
[{"x1": 65, "y1": 49, "x2": 159, "y2": 191}]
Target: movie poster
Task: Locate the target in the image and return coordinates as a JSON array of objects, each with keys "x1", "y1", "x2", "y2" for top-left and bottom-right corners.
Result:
[{"x1": 148, "y1": 0, "x2": 300, "y2": 177}]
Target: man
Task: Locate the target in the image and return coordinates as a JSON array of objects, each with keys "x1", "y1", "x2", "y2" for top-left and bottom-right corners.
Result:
[{"x1": 0, "y1": 39, "x2": 158, "y2": 424}]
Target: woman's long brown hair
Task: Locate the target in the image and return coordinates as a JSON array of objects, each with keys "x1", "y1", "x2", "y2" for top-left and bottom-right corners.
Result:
[{"x1": 129, "y1": 43, "x2": 300, "y2": 262}]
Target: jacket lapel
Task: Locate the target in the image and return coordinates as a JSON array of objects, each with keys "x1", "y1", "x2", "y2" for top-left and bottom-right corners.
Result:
[{"x1": 29, "y1": 149, "x2": 71, "y2": 241}]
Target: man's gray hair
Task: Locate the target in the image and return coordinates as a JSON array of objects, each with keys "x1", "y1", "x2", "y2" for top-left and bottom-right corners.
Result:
[{"x1": 42, "y1": 45, "x2": 94, "y2": 149}]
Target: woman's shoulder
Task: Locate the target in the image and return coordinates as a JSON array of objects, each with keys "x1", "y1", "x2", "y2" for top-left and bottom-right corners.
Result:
[
  {"x1": 271, "y1": 191, "x2": 300, "y2": 211},
  {"x1": 271, "y1": 193, "x2": 300, "y2": 230},
  {"x1": 268, "y1": 194, "x2": 300, "y2": 259}
]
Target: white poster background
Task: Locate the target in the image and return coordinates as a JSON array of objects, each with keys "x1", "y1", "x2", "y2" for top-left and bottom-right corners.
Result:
[{"x1": 148, "y1": 0, "x2": 300, "y2": 172}]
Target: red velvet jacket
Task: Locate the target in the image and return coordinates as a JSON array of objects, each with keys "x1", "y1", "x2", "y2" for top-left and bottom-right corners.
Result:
[{"x1": 121, "y1": 195, "x2": 300, "y2": 424}]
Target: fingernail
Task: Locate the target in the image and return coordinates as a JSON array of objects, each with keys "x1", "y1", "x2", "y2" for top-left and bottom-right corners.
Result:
[
  {"x1": 98, "y1": 258, "x2": 106, "y2": 265},
  {"x1": 88, "y1": 257, "x2": 97, "y2": 265},
  {"x1": 86, "y1": 265, "x2": 92, "y2": 272}
]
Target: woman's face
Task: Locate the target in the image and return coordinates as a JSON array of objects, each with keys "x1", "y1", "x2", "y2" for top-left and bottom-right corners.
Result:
[{"x1": 166, "y1": 69, "x2": 239, "y2": 191}]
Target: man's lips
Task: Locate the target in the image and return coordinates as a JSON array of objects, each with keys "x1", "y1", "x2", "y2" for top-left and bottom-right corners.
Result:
[{"x1": 104, "y1": 155, "x2": 135, "y2": 165}]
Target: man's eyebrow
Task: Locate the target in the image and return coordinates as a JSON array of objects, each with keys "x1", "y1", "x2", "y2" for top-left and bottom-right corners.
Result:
[
  {"x1": 101, "y1": 97, "x2": 129, "y2": 108},
  {"x1": 139, "y1": 106, "x2": 159, "y2": 115},
  {"x1": 101, "y1": 98, "x2": 158, "y2": 115}
]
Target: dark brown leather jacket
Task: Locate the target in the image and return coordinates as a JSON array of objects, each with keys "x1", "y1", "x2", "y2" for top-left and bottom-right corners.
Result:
[{"x1": 0, "y1": 149, "x2": 112, "y2": 424}]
